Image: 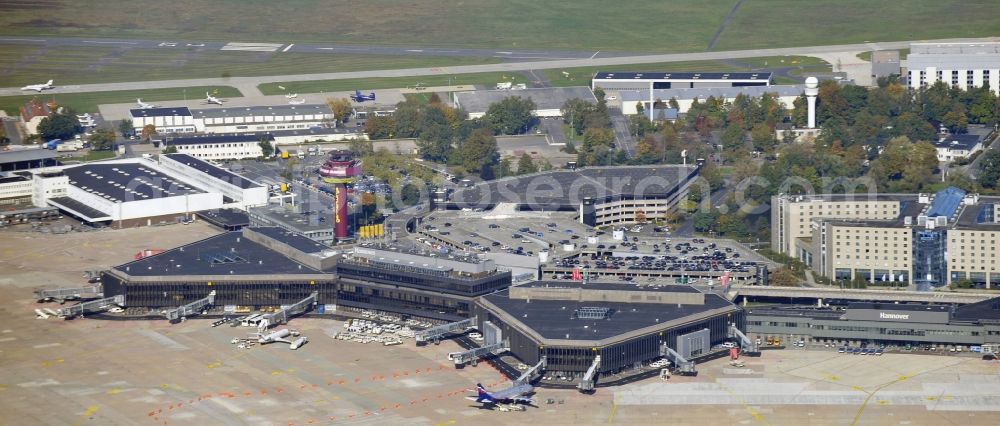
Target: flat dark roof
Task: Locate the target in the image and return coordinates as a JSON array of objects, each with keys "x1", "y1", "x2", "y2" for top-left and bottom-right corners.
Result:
[
  {"x1": 165, "y1": 153, "x2": 260, "y2": 189},
  {"x1": 169, "y1": 134, "x2": 274, "y2": 146},
  {"x1": 48, "y1": 196, "x2": 111, "y2": 220},
  {"x1": 63, "y1": 162, "x2": 202, "y2": 203},
  {"x1": 482, "y1": 284, "x2": 734, "y2": 341},
  {"x1": 197, "y1": 209, "x2": 250, "y2": 229},
  {"x1": 847, "y1": 302, "x2": 952, "y2": 313},
  {"x1": 0, "y1": 149, "x2": 57, "y2": 164},
  {"x1": 449, "y1": 165, "x2": 697, "y2": 209},
  {"x1": 934, "y1": 133, "x2": 984, "y2": 151},
  {"x1": 952, "y1": 297, "x2": 1000, "y2": 322},
  {"x1": 251, "y1": 226, "x2": 332, "y2": 254},
  {"x1": 114, "y1": 231, "x2": 324, "y2": 277},
  {"x1": 594, "y1": 71, "x2": 772, "y2": 81},
  {"x1": 129, "y1": 107, "x2": 192, "y2": 117}
]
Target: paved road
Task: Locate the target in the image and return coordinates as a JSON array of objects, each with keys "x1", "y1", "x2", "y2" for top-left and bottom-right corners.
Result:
[
  {"x1": 3, "y1": 37, "x2": 996, "y2": 97},
  {"x1": 962, "y1": 131, "x2": 1000, "y2": 180}
]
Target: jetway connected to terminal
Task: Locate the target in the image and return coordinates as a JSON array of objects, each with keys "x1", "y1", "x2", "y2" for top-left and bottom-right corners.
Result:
[
  {"x1": 57, "y1": 295, "x2": 125, "y2": 319},
  {"x1": 451, "y1": 339, "x2": 509, "y2": 367},
  {"x1": 514, "y1": 356, "x2": 546, "y2": 386},
  {"x1": 728, "y1": 323, "x2": 760, "y2": 356},
  {"x1": 660, "y1": 343, "x2": 696, "y2": 375},
  {"x1": 35, "y1": 285, "x2": 102, "y2": 303},
  {"x1": 259, "y1": 292, "x2": 318, "y2": 330},
  {"x1": 415, "y1": 316, "x2": 477, "y2": 345},
  {"x1": 165, "y1": 291, "x2": 216, "y2": 322},
  {"x1": 578, "y1": 355, "x2": 602, "y2": 391}
]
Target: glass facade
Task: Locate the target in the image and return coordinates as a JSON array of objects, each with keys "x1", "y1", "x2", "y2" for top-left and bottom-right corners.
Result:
[
  {"x1": 103, "y1": 273, "x2": 335, "y2": 308},
  {"x1": 913, "y1": 230, "x2": 947, "y2": 290},
  {"x1": 336, "y1": 260, "x2": 510, "y2": 297}
]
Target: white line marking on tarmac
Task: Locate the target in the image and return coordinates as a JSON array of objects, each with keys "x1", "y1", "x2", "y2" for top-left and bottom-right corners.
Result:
[
  {"x1": 84, "y1": 40, "x2": 137, "y2": 44},
  {"x1": 282, "y1": 43, "x2": 294, "y2": 52},
  {"x1": 0, "y1": 337, "x2": 15, "y2": 343},
  {"x1": 34, "y1": 343, "x2": 61, "y2": 349},
  {"x1": 591, "y1": 50, "x2": 601, "y2": 59},
  {"x1": 496, "y1": 51, "x2": 513, "y2": 54},
  {"x1": 0, "y1": 38, "x2": 46, "y2": 42},
  {"x1": 406, "y1": 49, "x2": 424, "y2": 52}
]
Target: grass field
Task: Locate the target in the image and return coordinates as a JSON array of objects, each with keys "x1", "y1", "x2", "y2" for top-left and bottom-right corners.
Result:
[
  {"x1": 259, "y1": 72, "x2": 530, "y2": 95},
  {"x1": 712, "y1": 1, "x2": 1000, "y2": 51},
  {"x1": 0, "y1": 1, "x2": 997, "y2": 53},
  {"x1": 61, "y1": 150, "x2": 117, "y2": 162},
  {"x1": 0, "y1": 86, "x2": 242, "y2": 116},
  {"x1": 0, "y1": 45, "x2": 498, "y2": 87}
]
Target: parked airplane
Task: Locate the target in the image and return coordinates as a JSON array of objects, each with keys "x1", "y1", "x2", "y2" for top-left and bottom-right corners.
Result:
[
  {"x1": 288, "y1": 98, "x2": 306, "y2": 105},
  {"x1": 286, "y1": 93, "x2": 298, "y2": 99},
  {"x1": 467, "y1": 383, "x2": 534, "y2": 407},
  {"x1": 350, "y1": 90, "x2": 376, "y2": 102},
  {"x1": 21, "y1": 80, "x2": 54, "y2": 92},
  {"x1": 35, "y1": 309, "x2": 49, "y2": 319},
  {"x1": 204, "y1": 92, "x2": 224, "y2": 105},
  {"x1": 258, "y1": 328, "x2": 291, "y2": 344},
  {"x1": 136, "y1": 98, "x2": 157, "y2": 109}
]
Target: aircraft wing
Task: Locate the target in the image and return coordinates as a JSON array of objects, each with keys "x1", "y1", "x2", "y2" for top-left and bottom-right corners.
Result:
[{"x1": 490, "y1": 385, "x2": 530, "y2": 400}]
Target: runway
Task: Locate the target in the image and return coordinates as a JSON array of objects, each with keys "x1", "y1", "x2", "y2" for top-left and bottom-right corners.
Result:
[
  {"x1": 2, "y1": 37, "x2": 997, "y2": 97},
  {"x1": 0, "y1": 36, "x2": 630, "y2": 61}
]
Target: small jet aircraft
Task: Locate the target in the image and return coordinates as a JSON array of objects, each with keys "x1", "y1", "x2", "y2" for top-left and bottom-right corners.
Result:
[
  {"x1": 136, "y1": 98, "x2": 157, "y2": 109},
  {"x1": 21, "y1": 80, "x2": 54, "y2": 92},
  {"x1": 350, "y1": 90, "x2": 376, "y2": 102},
  {"x1": 286, "y1": 93, "x2": 298, "y2": 99},
  {"x1": 288, "y1": 98, "x2": 306, "y2": 105},
  {"x1": 467, "y1": 383, "x2": 534, "y2": 408},
  {"x1": 204, "y1": 92, "x2": 224, "y2": 105}
]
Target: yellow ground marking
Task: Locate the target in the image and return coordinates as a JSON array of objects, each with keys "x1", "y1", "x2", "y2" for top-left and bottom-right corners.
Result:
[
  {"x1": 107, "y1": 388, "x2": 122, "y2": 395},
  {"x1": 72, "y1": 405, "x2": 99, "y2": 426},
  {"x1": 707, "y1": 372, "x2": 769, "y2": 425}
]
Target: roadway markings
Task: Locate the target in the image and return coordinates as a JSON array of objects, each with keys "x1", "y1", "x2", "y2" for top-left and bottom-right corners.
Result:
[
  {"x1": 84, "y1": 40, "x2": 137, "y2": 45},
  {"x1": 0, "y1": 38, "x2": 46, "y2": 43},
  {"x1": 406, "y1": 49, "x2": 424, "y2": 53},
  {"x1": 221, "y1": 42, "x2": 283, "y2": 52},
  {"x1": 282, "y1": 44, "x2": 295, "y2": 52},
  {"x1": 146, "y1": 362, "x2": 502, "y2": 423},
  {"x1": 591, "y1": 50, "x2": 601, "y2": 59}
]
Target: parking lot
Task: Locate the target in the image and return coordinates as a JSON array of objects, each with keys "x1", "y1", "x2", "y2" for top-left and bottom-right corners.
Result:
[{"x1": 415, "y1": 210, "x2": 592, "y2": 258}]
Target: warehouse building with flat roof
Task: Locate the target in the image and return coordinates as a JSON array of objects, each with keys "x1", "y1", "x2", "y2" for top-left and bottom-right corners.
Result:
[{"x1": 592, "y1": 71, "x2": 772, "y2": 91}]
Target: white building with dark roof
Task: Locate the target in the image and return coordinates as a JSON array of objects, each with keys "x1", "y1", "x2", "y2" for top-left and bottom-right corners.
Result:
[
  {"x1": 165, "y1": 134, "x2": 272, "y2": 160},
  {"x1": 620, "y1": 85, "x2": 804, "y2": 117},
  {"x1": 128, "y1": 107, "x2": 197, "y2": 134},
  {"x1": 28, "y1": 154, "x2": 266, "y2": 227},
  {"x1": 191, "y1": 104, "x2": 334, "y2": 134},
  {"x1": 933, "y1": 133, "x2": 986, "y2": 163}
]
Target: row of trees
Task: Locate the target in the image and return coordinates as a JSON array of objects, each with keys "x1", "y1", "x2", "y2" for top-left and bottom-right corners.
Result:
[
  {"x1": 562, "y1": 89, "x2": 624, "y2": 167},
  {"x1": 363, "y1": 93, "x2": 543, "y2": 180}
]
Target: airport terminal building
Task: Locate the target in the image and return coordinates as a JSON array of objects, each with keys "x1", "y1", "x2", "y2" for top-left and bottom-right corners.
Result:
[
  {"x1": 473, "y1": 281, "x2": 744, "y2": 374},
  {"x1": 746, "y1": 300, "x2": 1000, "y2": 348}
]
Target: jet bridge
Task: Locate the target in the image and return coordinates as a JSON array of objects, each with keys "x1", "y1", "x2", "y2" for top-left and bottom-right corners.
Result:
[
  {"x1": 259, "y1": 292, "x2": 317, "y2": 330},
  {"x1": 165, "y1": 291, "x2": 216, "y2": 322},
  {"x1": 578, "y1": 355, "x2": 602, "y2": 392},
  {"x1": 451, "y1": 339, "x2": 508, "y2": 367},
  {"x1": 514, "y1": 356, "x2": 546, "y2": 386},
  {"x1": 660, "y1": 343, "x2": 696, "y2": 375},
  {"x1": 35, "y1": 285, "x2": 102, "y2": 303},
  {"x1": 728, "y1": 323, "x2": 761, "y2": 356},
  {"x1": 57, "y1": 295, "x2": 124, "y2": 319},
  {"x1": 415, "y1": 316, "x2": 476, "y2": 345}
]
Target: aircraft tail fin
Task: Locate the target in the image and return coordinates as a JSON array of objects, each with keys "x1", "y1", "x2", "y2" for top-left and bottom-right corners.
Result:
[{"x1": 46, "y1": 80, "x2": 53, "y2": 86}]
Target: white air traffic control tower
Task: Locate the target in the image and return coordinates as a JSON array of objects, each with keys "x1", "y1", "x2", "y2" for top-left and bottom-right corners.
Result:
[{"x1": 805, "y1": 76, "x2": 819, "y2": 129}]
